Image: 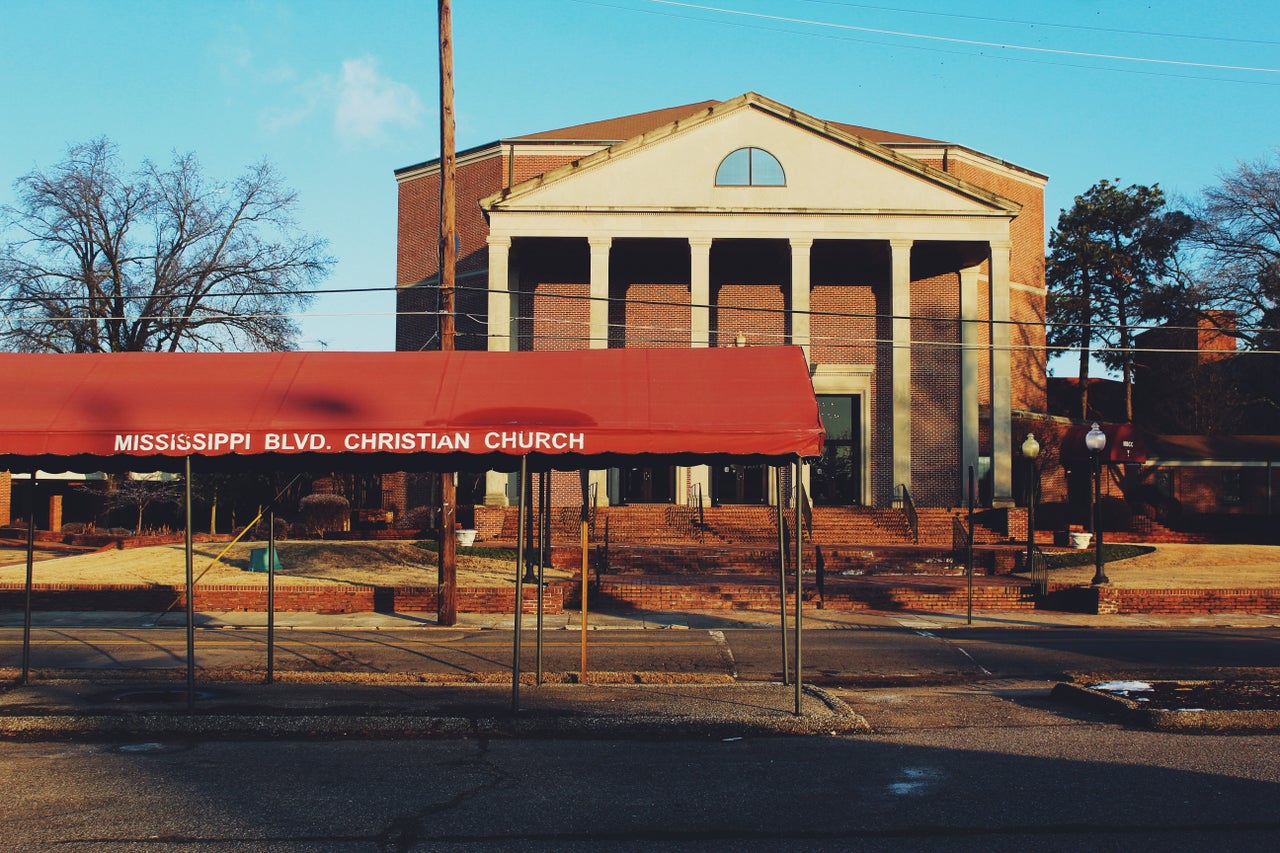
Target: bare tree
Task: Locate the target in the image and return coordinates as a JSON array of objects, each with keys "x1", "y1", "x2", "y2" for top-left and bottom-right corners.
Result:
[
  {"x1": 1, "y1": 138, "x2": 332, "y2": 352},
  {"x1": 74, "y1": 476, "x2": 184, "y2": 534},
  {"x1": 1176, "y1": 152, "x2": 1280, "y2": 350}
]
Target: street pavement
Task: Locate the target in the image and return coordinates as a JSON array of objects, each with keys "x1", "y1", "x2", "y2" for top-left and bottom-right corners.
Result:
[{"x1": 2, "y1": 605, "x2": 1279, "y2": 740}]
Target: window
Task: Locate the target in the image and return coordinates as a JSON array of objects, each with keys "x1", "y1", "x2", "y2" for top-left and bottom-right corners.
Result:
[
  {"x1": 1223, "y1": 469, "x2": 1242, "y2": 504},
  {"x1": 715, "y1": 147, "x2": 785, "y2": 186}
]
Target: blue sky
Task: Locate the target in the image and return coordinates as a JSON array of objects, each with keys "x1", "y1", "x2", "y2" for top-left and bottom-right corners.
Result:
[{"x1": 3, "y1": 1, "x2": 1278, "y2": 366}]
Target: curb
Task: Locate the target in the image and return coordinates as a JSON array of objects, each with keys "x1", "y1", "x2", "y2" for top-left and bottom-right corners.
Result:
[
  {"x1": 1050, "y1": 682, "x2": 1280, "y2": 731},
  {"x1": 0, "y1": 682, "x2": 872, "y2": 741}
]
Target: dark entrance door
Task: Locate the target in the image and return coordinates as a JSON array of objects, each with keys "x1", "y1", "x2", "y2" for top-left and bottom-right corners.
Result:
[
  {"x1": 620, "y1": 465, "x2": 676, "y2": 504},
  {"x1": 812, "y1": 395, "x2": 861, "y2": 505},
  {"x1": 712, "y1": 464, "x2": 769, "y2": 505}
]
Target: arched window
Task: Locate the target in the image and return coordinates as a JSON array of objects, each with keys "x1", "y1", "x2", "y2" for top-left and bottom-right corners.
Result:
[{"x1": 715, "y1": 147, "x2": 785, "y2": 186}]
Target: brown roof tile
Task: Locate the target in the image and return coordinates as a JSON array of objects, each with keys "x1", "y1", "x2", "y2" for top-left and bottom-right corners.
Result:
[
  {"x1": 511, "y1": 98, "x2": 942, "y2": 146},
  {"x1": 510, "y1": 101, "x2": 722, "y2": 142}
]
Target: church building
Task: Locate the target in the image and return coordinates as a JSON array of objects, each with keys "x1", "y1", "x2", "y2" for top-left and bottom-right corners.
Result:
[{"x1": 395, "y1": 93, "x2": 1047, "y2": 511}]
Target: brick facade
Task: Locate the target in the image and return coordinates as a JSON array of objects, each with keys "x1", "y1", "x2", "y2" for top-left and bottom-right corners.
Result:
[{"x1": 395, "y1": 95, "x2": 1047, "y2": 512}]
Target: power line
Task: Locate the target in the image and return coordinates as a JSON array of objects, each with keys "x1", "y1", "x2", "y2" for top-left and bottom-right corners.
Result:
[
  {"x1": 642, "y1": 0, "x2": 1280, "y2": 75},
  {"x1": 794, "y1": 0, "x2": 1280, "y2": 48},
  {"x1": 567, "y1": 0, "x2": 1280, "y2": 86},
  {"x1": 8, "y1": 275, "x2": 1280, "y2": 344}
]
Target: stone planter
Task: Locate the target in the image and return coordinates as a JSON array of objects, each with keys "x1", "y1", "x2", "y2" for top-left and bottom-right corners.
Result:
[
  {"x1": 1070, "y1": 531, "x2": 1093, "y2": 550},
  {"x1": 455, "y1": 528, "x2": 477, "y2": 547}
]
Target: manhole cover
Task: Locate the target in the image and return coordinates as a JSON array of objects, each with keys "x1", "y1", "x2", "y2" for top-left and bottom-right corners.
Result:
[{"x1": 113, "y1": 689, "x2": 213, "y2": 703}]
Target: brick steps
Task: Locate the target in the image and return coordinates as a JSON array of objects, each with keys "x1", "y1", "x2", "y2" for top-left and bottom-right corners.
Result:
[
  {"x1": 593, "y1": 574, "x2": 1038, "y2": 611},
  {"x1": 598, "y1": 544, "x2": 964, "y2": 576}
]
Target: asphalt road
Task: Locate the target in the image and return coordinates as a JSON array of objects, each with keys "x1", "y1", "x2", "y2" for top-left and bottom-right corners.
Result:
[
  {"x1": 5, "y1": 625, "x2": 1280, "y2": 683},
  {"x1": 3, "y1": 713, "x2": 1280, "y2": 850}
]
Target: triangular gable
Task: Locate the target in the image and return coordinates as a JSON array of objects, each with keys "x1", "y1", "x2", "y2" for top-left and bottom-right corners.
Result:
[{"x1": 483, "y1": 92, "x2": 1020, "y2": 216}]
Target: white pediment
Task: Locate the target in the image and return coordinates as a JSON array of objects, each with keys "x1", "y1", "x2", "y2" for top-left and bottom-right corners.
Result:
[{"x1": 487, "y1": 103, "x2": 1012, "y2": 216}]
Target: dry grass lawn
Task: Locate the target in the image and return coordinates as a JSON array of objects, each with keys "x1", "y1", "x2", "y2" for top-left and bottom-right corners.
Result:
[
  {"x1": 0, "y1": 540, "x2": 570, "y2": 588},
  {"x1": 2, "y1": 540, "x2": 1278, "y2": 589}
]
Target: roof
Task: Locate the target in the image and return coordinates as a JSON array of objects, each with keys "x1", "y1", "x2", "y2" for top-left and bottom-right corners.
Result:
[
  {"x1": 0, "y1": 347, "x2": 824, "y2": 473},
  {"x1": 511, "y1": 100, "x2": 942, "y2": 146},
  {"x1": 1146, "y1": 434, "x2": 1280, "y2": 463},
  {"x1": 483, "y1": 92, "x2": 1018, "y2": 216},
  {"x1": 396, "y1": 94, "x2": 949, "y2": 177},
  {"x1": 509, "y1": 100, "x2": 722, "y2": 143}
]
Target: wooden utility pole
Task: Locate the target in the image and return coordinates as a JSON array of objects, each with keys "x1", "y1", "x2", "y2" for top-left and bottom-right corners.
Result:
[{"x1": 437, "y1": 0, "x2": 458, "y2": 626}]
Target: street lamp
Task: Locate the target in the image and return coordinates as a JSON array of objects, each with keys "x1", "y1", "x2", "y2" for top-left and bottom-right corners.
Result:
[
  {"x1": 1021, "y1": 433, "x2": 1040, "y2": 575},
  {"x1": 1084, "y1": 422, "x2": 1109, "y2": 585}
]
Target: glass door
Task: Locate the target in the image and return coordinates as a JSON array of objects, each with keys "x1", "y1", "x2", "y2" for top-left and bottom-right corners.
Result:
[{"x1": 813, "y1": 395, "x2": 861, "y2": 505}]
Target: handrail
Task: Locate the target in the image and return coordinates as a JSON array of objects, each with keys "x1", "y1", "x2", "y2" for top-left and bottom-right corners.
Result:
[
  {"x1": 1028, "y1": 544, "x2": 1050, "y2": 596},
  {"x1": 899, "y1": 484, "x2": 920, "y2": 544},
  {"x1": 588, "y1": 482, "x2": 598, "y2": 540},
  {"x1": 694, "y1": 483, "x2": 706, "y2": 543},
  {"x1": 799, "y1": 483, "x2": 813, "y2": 539},
  {"x1": 951, "y1": 515, "x2": 971, "y2": 560}
]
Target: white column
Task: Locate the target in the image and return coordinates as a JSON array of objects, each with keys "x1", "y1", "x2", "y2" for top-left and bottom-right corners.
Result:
[
  {"x1": 689, "y1": 238, "x2": 712, "y2": 348},
  {"x1": 689, "y1": 238, "x2": 713, "y2": 501},
  {"x1": 588, "y1": 236, "x2": 612, "y2": 349},
  {"x1": 790, "y1": 238, "x2": 812, "y2": 362},
  {"x1": 486, "y1": 236, "x2": 512, "y2": 353},
  {"x1": 588, "y1": 236, "x2": 613, "y2": 506},
  {"x1": 959, "y1": 264, "x2": 981, "y2": 504},
  {"x1": 990, "y1": 241, "x2": 1014, "y2": 506},
  {"x1": 890, "y1": 239, "x2": 913, "y2": 501},
  {"x1": 485, "y1": 236, "x2": 514, "y2": 506}
]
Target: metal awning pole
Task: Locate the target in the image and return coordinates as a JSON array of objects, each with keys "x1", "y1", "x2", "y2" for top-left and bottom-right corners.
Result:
[
  {"x1": 20, "y1": 473, "x2": 36, "y2": 684},
  {"x1": 579, "y1": 469, "x2": 590, "y2": 683},
  {"x1": 511, "y1": 455, "x2": 528, "y2": 712},
  {"x1": 794, "y1": 456, "x2": 804, "y2": 717},
  {"x1": 266, "y1": 508, "x2": 276, "y2": 685},
  {"x1": 536, "y1": 470, "x2": 547, "y2": 685},
  {"x1": 774, "y1": 465, "x2": 789, "y2": 686},
  {"x1": 185, "y1": 456, "x2": 195, "y2": 713}
]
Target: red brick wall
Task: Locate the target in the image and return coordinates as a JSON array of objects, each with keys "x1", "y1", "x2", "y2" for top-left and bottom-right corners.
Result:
[
  {"x1": 912, "y1": 274, "x2": 961, "y2": 505},
  {"x1": 0, "y1": 582, "x2": 565, "y2": 615},
  {"x1": 715, "y1": 284, "x2": 785, "y2": 348},
  {"x1": 532, "y1": 283, "x2": 591, "y2": 349},
  {"x1": 624, "y1": 284, "x2": 691, "y2": 348},
  {"x1": 0, "y1": 471, "x2": 10, "y2": 526}
]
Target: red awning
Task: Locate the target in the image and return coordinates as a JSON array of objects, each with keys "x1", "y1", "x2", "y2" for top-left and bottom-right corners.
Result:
[{"x1": 0, "y1": 347, "x2": 824, "y2": 472}]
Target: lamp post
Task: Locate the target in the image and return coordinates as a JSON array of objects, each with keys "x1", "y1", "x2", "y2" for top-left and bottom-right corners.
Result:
[
  {"x1": 1021, "y1": 433, "x2": 1040, "y2": 574},
  {"x1": 1085, "y1": 422, "x2": 1109, "y2": 585}
]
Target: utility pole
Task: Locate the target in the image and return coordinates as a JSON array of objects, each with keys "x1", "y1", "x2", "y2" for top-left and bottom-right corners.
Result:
[{"x1": 437, "y1": 0, "x2": 458, "y2": 626}]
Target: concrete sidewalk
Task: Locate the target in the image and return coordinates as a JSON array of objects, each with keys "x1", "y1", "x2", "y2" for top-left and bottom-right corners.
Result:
[
  {"x1": 0, "y1": 677, "x2": 869, "y2": 740},
  {"x1": 2, "y1": 606, "x2": 1278, "y2": 631}
]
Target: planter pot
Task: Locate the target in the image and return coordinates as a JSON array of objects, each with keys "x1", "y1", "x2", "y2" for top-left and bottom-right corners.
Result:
[
  {"x1": 455, "y1": 529, "x2": 477, "y2": 547},
  {"x1": 1070, "y1": 532, "x2": 1093, "y2": 550}
]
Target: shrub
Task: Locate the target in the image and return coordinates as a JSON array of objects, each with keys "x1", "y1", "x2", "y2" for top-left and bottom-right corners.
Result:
[
  {"x1": 297, "y1": 493, "x2": 350, "y2": 535},
  {"x1": 402, "y1": 504, "x2": 437, "y2": 532},
  {"x1": 61, "y1": 522, "x2": 88, "y2": 535},
  {"x1": 251, "y1": 516, "x2": 291, "y2": 540}
]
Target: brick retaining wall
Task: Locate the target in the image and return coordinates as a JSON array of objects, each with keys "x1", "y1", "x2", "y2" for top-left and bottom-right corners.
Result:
[{"x1": 0, "y1": 583, "x2": 564, "y2": 615}]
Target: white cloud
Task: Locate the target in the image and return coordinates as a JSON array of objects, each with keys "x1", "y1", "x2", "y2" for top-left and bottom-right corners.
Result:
[
  {"x1": 247, "y1": 55, "x2": 424, "y2": 146},
  {"x1": 332, "y1": 58, "x2": 424, "y2": 145}
]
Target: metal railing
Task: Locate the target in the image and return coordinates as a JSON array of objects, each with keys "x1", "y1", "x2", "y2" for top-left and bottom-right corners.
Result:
[
  {"x1": 693, "y1": 483, "x2": 706, "y2": 542},
  {"x1": 952, "y1": 515, "x2": 971, "y2": 563},
  {"x1": 800, "y1": 483, "x2": 813, "y2": 539},
  {"x1": 899, "y1": 484, "x2": 920, "y2": 544},
  {"x1": 1028, "y1": 545, "x2": 1050, "y2": 596}
]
